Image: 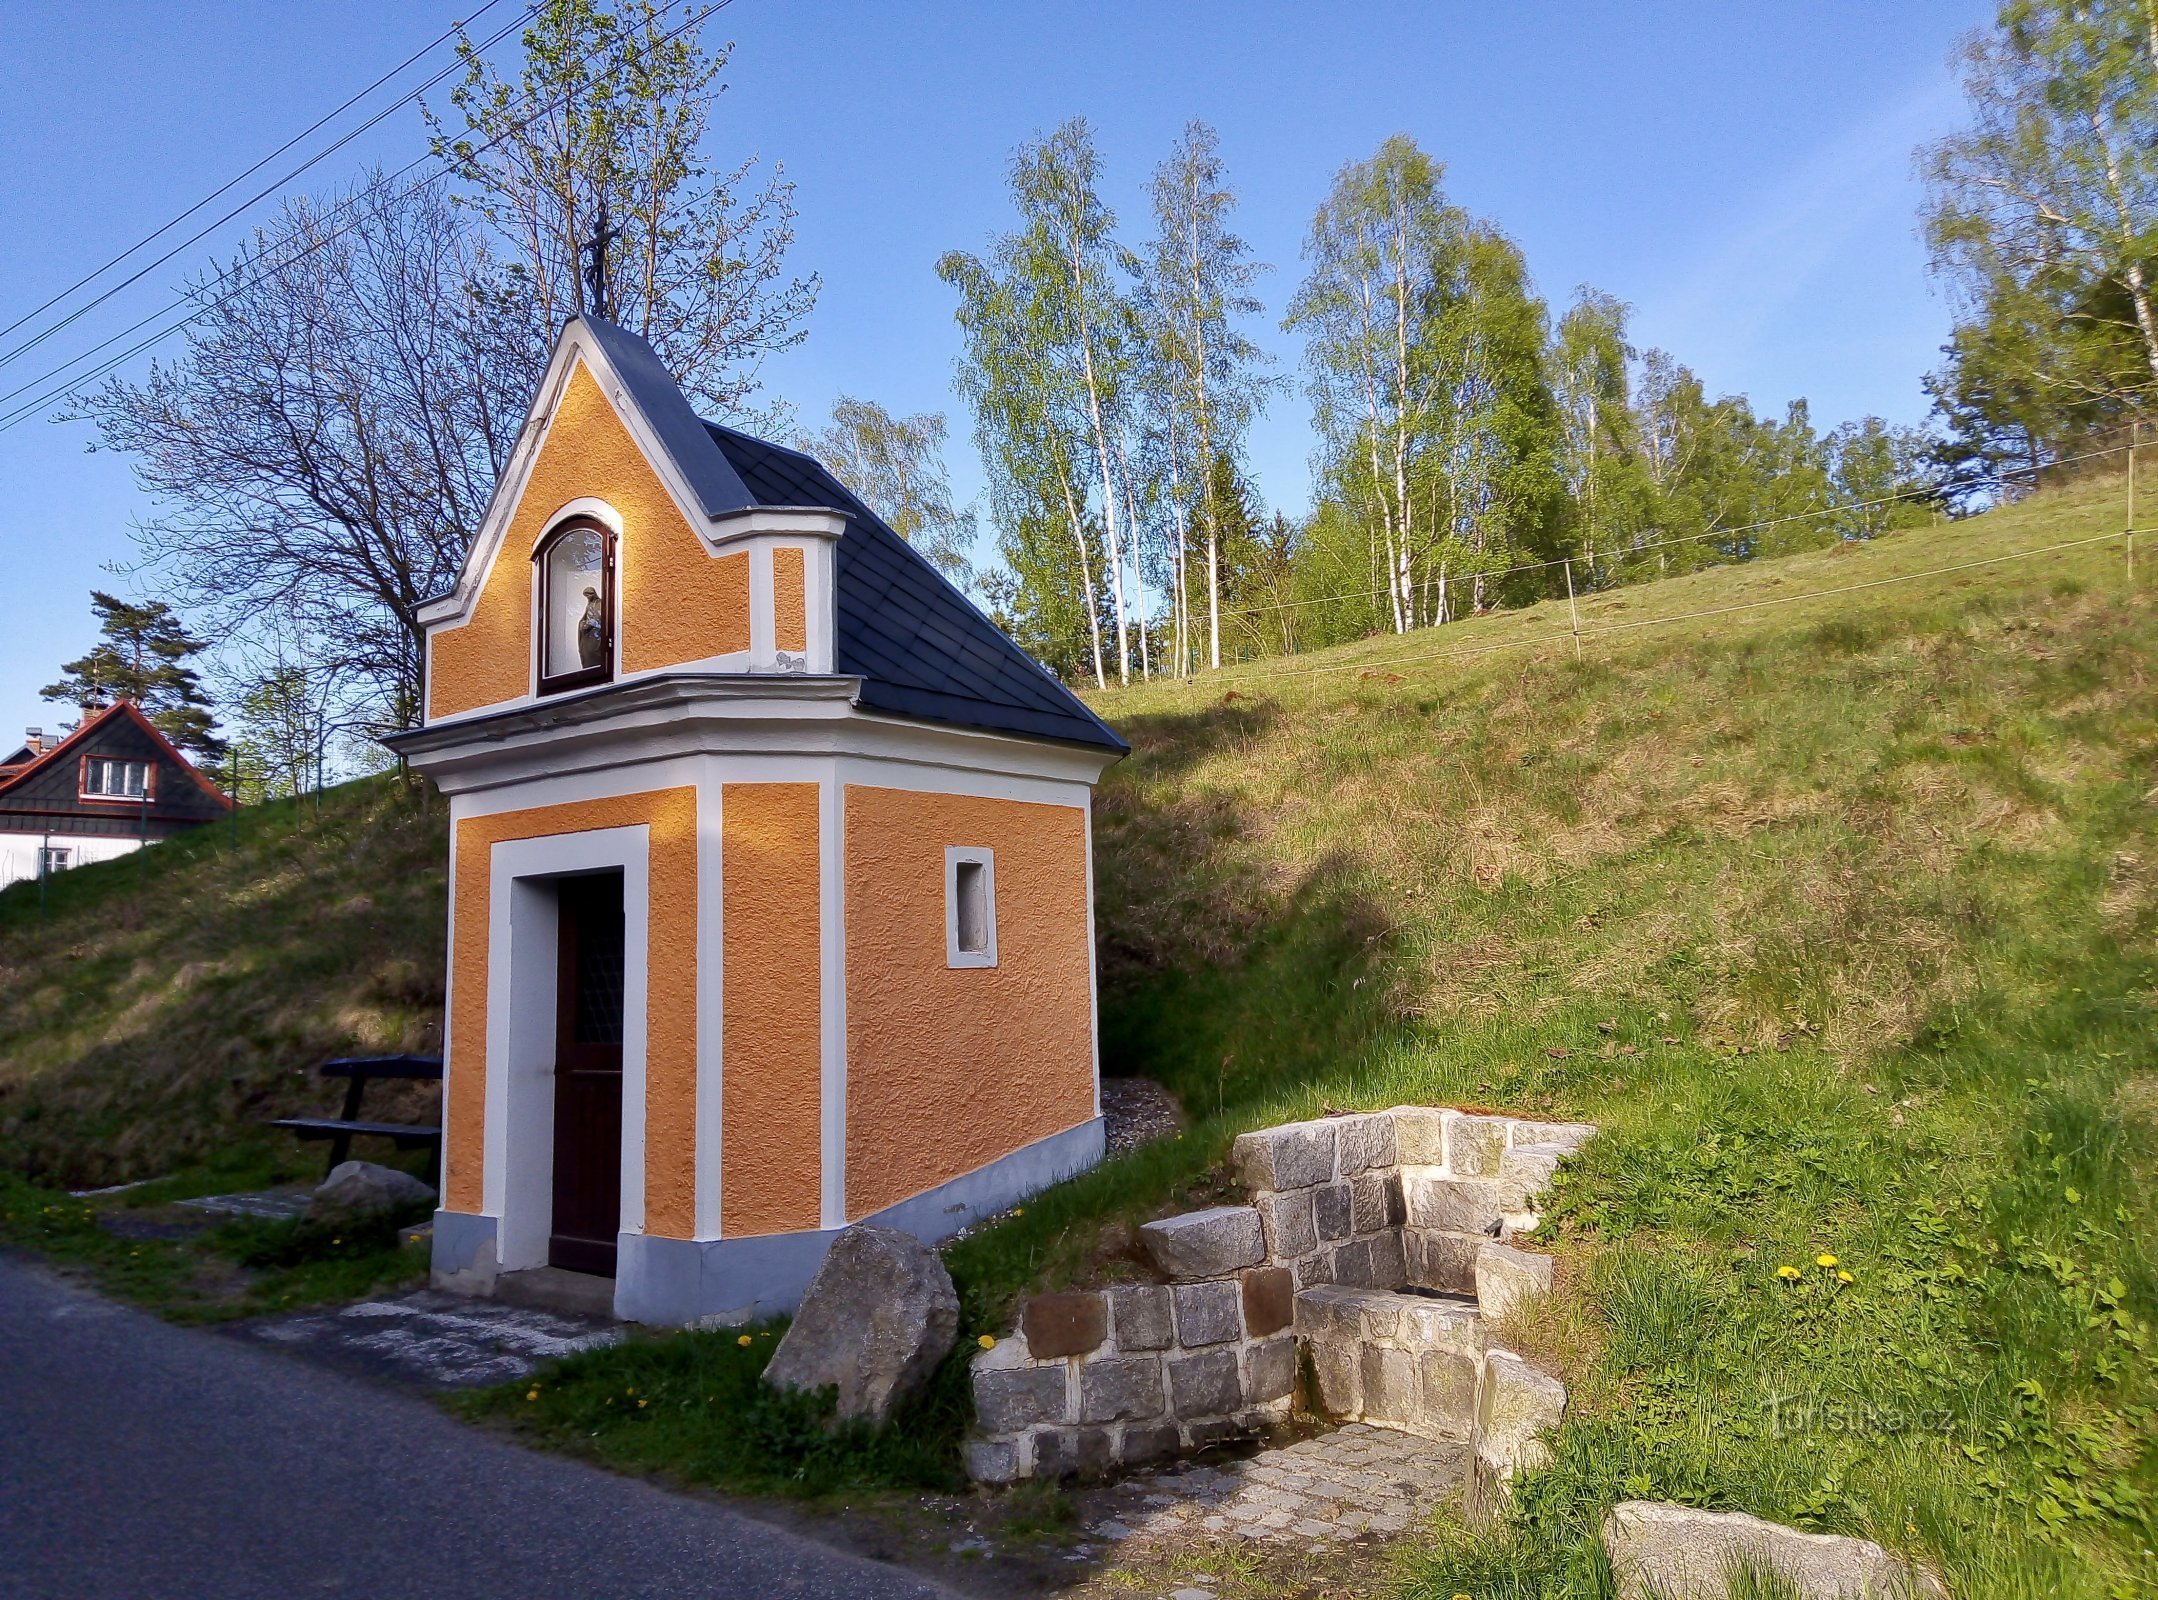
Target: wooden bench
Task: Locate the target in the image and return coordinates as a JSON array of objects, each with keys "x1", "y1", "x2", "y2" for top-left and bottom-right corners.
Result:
[{"x1": 270, "y1": 1054, "x2": 444, "y2": 1177}]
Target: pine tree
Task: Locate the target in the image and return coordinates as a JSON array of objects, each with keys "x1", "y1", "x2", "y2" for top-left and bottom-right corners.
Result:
[{"x1": 42, "y1": 591, "x2": 224, "y2": 760}]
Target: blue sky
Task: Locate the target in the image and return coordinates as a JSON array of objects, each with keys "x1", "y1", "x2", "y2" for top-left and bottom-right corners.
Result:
[{"x1": 0, "y1": 0, "x2": 1991, "y2": 735}]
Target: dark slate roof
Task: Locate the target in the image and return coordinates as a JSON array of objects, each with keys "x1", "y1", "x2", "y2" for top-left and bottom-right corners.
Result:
[
  {"x1": 701, "y1": 422, "x2": 1128, "y2": 755},
  {"x1": 582, "y1": 317, "x2": 756, "y2": 520}
]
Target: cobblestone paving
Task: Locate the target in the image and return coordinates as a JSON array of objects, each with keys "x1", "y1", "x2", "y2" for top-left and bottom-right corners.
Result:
[{"x1": 1091, "y1": 1424, "x2": 1467, "y2": 1546}]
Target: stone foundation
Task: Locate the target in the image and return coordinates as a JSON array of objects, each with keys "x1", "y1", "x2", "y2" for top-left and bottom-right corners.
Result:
[{"x1": 967, "y1": 1104, "x2": 1594, "y2": 1512}]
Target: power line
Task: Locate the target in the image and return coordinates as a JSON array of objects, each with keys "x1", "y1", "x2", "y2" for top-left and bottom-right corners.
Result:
[
  {"x1": 0, "y1": 0, "x2": 525, "y2": 354},
  {"x1": 0, "y1": 0, "x2": 540, "y2": 376},
  {"x1": 0, "y1": 0, "x2": 722, "y2": 436}
]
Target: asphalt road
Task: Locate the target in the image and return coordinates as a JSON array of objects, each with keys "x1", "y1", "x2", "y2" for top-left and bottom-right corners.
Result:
[{"x1": 0, "y1": 1257, "x2": 957, "y2": 1600}]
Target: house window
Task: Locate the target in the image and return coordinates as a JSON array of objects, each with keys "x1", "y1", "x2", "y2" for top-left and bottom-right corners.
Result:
[
  {"x1": 536, "y1": 519, "x2": 615, "y2": 693},
  {"x1": 82, "y1": 757, "x2": 150, "y2": 800},
  {"x1": 946, "y1": 847, "x2": 997, "y2": 969},
  {"x1": 39, "y1": 847, "x2": 71, "y2": 875}
]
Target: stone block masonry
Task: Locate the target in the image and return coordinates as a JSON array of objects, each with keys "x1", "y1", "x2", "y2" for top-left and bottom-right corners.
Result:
[{"x1": 967, "y1": 1103, "x2": 1594, "y2": 1501}]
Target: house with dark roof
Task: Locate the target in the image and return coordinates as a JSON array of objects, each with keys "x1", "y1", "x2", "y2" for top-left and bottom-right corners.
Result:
[
  {"x1": 0, "y1": 700, "x2": 231, "y2": 890},
  {"x1": 387, "y1": 315, "x2": 1123, "y2": 1326}
]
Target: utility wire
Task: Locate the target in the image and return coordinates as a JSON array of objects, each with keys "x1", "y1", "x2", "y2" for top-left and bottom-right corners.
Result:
[
  {"x1": 0, "y1": 0, "x2": 538, "y2": 374},
  {"x1": 0, "y1": 0, "x2": 524, "y2": 351},
  {"x1": 0, "y1": 0, "x2": 720, "y2": 436}
]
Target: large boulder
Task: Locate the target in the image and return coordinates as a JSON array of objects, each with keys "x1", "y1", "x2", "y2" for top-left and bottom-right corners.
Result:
[
  {"x1": 1602, "y1": 1501, "x2": 1946, "y2": 1599},
  {"x1": 763, "y1": 1225, "x2": 960, "y2": 1427},
  {"x1": 306, "y1": 1160, "x2": 435, "y2": 1227}
]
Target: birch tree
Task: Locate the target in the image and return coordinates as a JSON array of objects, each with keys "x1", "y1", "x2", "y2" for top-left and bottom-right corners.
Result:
[
  {"x1": 1920, "y1": 0, "x2": 2158, "y2": 448},
  {"x1": 808, "y1": 397, "x2": 976, "y2": 587},
  {"x1": 938, "y1": 247, "x2": 1108, "y2": 684},
  {"x1": 1010, "y1": 121, "x2": 1139, "y2": 684},
  {"x1": 1141, "y1": 121, "x2": 1271, "y2": 672},
  {"x1": 1552, "y1": 288, "x2": 1640, "y2": 574}
]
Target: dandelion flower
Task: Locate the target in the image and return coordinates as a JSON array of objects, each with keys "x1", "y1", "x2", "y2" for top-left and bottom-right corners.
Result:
[
  {"x1": 1837, "y1": 1270, "x2": 1853, "y2": 1284},
  {"x1": 978, "y1": 1334, "x2": 997, "y2": 1350},
  {"x1": 525, "y1": 1390, "x2": 539, "y2": 1402},
  {"x1": 1013, "y1": 1207, "x2": 1025, "y2": 1216},
  {"x1": 1816, "y1": 1253, "x2": 1838, "y2": 1269},
  {"x1": 637, "y1": 1399, "x2": 648, "y2": 1409},
  {"x1": 737, "y1": 1334, "x2": 753, "y2": 1347},
  {"x1": 1776, "y1": 1265, "x2": 1802, "y2": 1280}
]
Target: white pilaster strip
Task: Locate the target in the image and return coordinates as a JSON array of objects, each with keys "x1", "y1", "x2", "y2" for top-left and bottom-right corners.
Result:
[
  {"x1": 694, "y1": 771, "x2": 726, "y2": 1239},
  {"x1": 819, "y1": 768, "x2": 848, "y2": 1227}
]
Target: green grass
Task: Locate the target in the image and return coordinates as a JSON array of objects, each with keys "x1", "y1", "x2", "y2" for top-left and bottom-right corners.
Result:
[
  {"x1": 0, "y1": 1164, "x2": 428, "y2": 1322},
  {"x1": 451, "y1": 1321, "x2": 974, "y2": 1498}
]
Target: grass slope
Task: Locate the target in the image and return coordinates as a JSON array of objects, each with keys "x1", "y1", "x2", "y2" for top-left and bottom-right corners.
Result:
[
  {"x1": 0, "y1": 779, "x2": 446, "y2": 1187},
  {"x1": 1039, "y1": 472, "x2": 2154, "y2": 1597}
]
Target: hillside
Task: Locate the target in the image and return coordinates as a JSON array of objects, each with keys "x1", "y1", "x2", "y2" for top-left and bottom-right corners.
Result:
[
  {"x1": 0, "y1": 781, "x2": 445, "y2": 1187},
  {"x1": 1057, "y1": 469, "x2": 2158, "y2": 1597},
  {"x1": 2, "y1": 474, "x2": 2153, "y2": 1594}
]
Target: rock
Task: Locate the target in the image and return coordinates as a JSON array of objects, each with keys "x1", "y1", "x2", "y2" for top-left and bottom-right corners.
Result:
[
  {"x1": 964, "y1": 1437, "x2": 1020, "y2": 1485},
  {"x1": 1389, "y1": 1105, "x2": 1450, "y2": 1165},
  {"x1": 1448, "y1": 1114, "x2": 1511, "y2": 1176},
  {"x1": 1245, "y1": 1335, "x2": 1297, "y2": 1403},
  {"x1": 1406, "y1": 1227, "x2": 1482, "y2": 1294},
  {"x1": 1171, "y1": 1280, "x2": 1243, "y2": 1346},
  {"x1": 974, "y1": 1364, "x2": 1068, "y2": 1432},
  {"x1": 1333, "y1": 1111, "x2": 1399, "y2": 1175},
  {"x1": 1078, "y1": 1357, "x2": 1165, "y2": 1423},
  {"x1": 1470, "y1": 1348, "x2": 1566, "y2": 1516},
  {"x1": 764, "y1": 1224, "x2": 959, "y2": 1427},
  {"x1": 1139, "y1": 1205, "x2": 1265, "y2": 1279},
  {"x1": 306, "y1": 1160, "x2": 435, "y2": 1226},
  {"x1": 1497, "y1": 1143, "x2": 1568, "y2": 1213},
  {"x1": 1119, "y1": 1421, "x2": 1181, "y2": 1465},
  {"x1": 1240, "y1": 1266, "x2": 1295, "y2": 1337},
  {"x1": 1405, "y1": 1175, "x2": 1504, "y2": 1235},
  {"x1": 1601, "y1": 1501, "x2": 1946, "y2": 1599},
  {"x1": 1107, "y1": 1284, "x2": 1173, "y2": 1351},
  {"x1": 1311, "y1": 1182, "x2": 1353, "y2": 1241},
  {"x1": 1032, "y1": 1425, "x2": 1114, "y2": 1480},
  {"x1": 1512, "y1": 1119, "x2": 1597, "y2": 1152},
  {"x1": 1359, "y1": 1344, "x2": 1418, "y2": 1424},
  {"x1": 1475, "y1": 1241, "x2": 1555, "y2": 1323},
  {"x1": 1021, "y1": 1290, "x2": 1107, "y2": 1359},
  {"x1": 1231, "y1": 1119, "x2": 1338, "y2": 1192},
  {"x1": 1166, "y1": 1349, "x2": 1242, "y2": 1418},
  {"x1": 1254, "y1": 1188, "x2": 1317, "y2": 1258}
]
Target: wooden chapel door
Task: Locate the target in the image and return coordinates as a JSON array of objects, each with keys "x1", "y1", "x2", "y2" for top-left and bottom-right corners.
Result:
[{"x1": 549, "y1": 872, "x2": 625, "y2": 1275}]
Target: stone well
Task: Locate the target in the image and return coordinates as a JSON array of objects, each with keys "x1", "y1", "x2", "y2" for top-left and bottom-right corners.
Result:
[{"x1": 965, "y1": 1105, "x2": 1593, "y2": 1514}]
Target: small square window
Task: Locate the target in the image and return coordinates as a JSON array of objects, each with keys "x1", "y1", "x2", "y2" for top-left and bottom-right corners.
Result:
[
  {"x1": 39, "y1": 847, "x2": 71, "y2": 875},
  {"x1": 946, "y1": 847, "x2": 996, "y2": 969}
]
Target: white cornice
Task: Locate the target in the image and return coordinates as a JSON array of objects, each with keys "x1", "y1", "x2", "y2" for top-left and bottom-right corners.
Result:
[{"x1": 387, "y1": 674, "x2": 1117, "y2": 796}]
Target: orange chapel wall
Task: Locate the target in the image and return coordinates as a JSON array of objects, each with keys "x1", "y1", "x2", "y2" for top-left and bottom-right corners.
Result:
[
  {"x1": 442, "y1": 789, "x2": 700, "y2": 1238},
  {"x1": 842, "y1": 787, "x2": 1096, "y2": 1219},
  {"x1": 719, "y1": 783, "x2": 826, "y2": 1236},
  {"x1": 426, "y1": 362, "x2": 751, "y2": 722}
]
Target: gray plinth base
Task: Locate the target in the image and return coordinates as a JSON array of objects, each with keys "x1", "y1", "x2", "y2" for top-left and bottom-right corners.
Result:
[{"x1": 433, "y1": 1116, "x2": 1107, "y2": 1327}]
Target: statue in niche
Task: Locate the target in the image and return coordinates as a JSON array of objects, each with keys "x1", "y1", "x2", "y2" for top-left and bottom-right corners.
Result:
[{"x1": 577, "y1": 586, "x2": 605, "y2": 668}]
